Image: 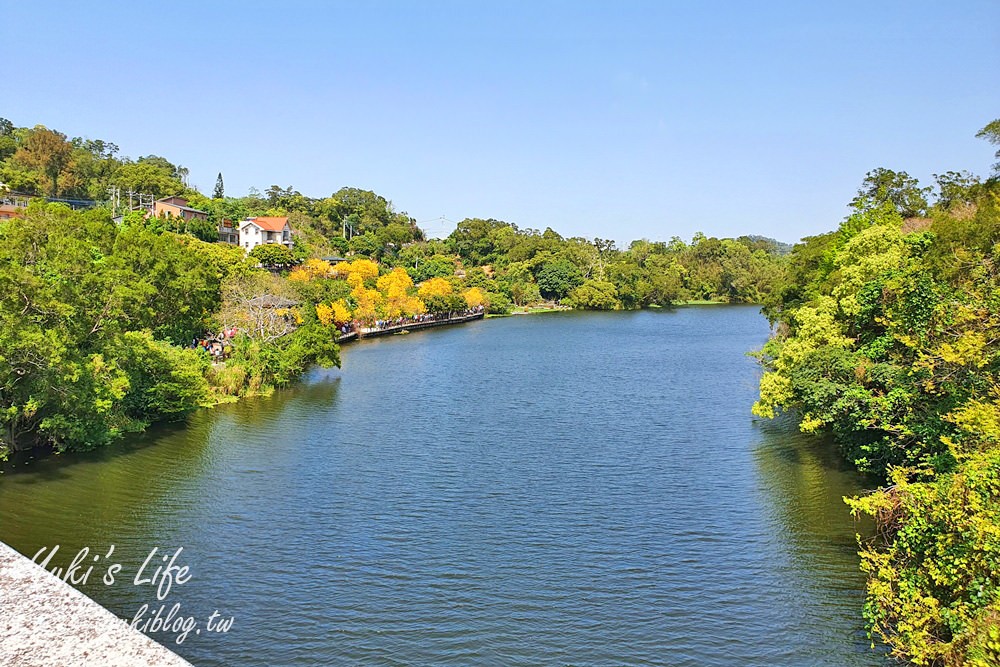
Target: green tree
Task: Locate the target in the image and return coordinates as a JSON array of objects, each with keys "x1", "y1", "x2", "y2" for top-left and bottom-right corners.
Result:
[
  {"x1": 850, "y1": 168, "x2": 931, "y2": 218},
  {"x1": 535, "y1": 259, "x2": 583, "y2": 300},
  {"x1": 0, "y1": 118, "x2": 17, "y2": 162},
  {"x1": 112, "y1": 161, "x2": 185, "y2": 199},
  {"x1": 975, "y1": 117, "x2": 1000, "y2": 174},
  {"x1": 348, "y1": 231, "x2": 382, "y2": 257},
  {"x1": 11, "y1": 126, "x2": 74, "y2": 196},
  {"x1": 116, "y1": 331, "x2": 211, "y2": 422},
  {"x1": 446, "y1": 217, "x2": 512, "y2": 265},
  {"x1": 564, "y1": 280, "x2": 619, "y2": 310},
  {"x1": 407, "y1": 254, "x2": 455, "y2": 282},
  {"x1": 754, "y1": 127, "x2": 1000, "y2": 665},
  {"x1": 329, "y1": 236, "x2": 349, "y2": 254},
  {"x1": 249, "y1": 243, "x2": 295, "y2": 267},
  {"x1": 137, "y1": 155, "x2": 182, "y2": 179},
  {"x1": 214, "y1": 172, "x2": 225, "y2": 199},
  {"x1": 66, "y1": 138, "x2": 121, "y2": 199},
  {"x1": 509, "y1": 281, "x2": 541, "y2": 306},
  {"x1": 933, "y1": 170, "x2": 981, "y2": 210},
  {"x1": 484, "y1": 291, "x2": 512, "y2": 314},
  {"x1": 0, "y1": 203, "x2": 226, "y2": 455}
]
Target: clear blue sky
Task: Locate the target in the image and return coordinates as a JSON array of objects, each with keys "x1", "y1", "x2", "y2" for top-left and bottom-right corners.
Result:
[{"x1": 5, "y1": 1, "x2": 998, "y2": 243}]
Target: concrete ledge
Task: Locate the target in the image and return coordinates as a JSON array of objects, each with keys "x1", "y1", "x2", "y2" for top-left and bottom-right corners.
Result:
[{"x1": 0, "y1": 542, "x2": 193, "y2": 667}]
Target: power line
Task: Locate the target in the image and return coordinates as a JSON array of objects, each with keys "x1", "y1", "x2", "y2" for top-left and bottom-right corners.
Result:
[{"x1": 416, "y1": 215, "x2": 458, "y2": 239}]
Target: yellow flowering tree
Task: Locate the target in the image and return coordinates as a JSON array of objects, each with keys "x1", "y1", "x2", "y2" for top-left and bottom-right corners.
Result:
[
  {"x1": 418, "y1": 277, "x2": 452, "y2": 299},
  {"x1": 331, "y1": 301, "x2": 352, "y2": 325},
  {"x1": 348, "y1": 272, "x2": 383, "y2": 325},
  {"x1": 463, "y1": 287, "x2": 488, "y2": 309},
  {"x1": 288, "y1": 259, "x2": 333, "y2": 283},
  {"x1": 315, "y1": 302, "x2": 335, "y2": 326},
  {"x1": 317, "y1": 301, "x2": 354, "y2": 326},
  {"x1": 377, "y1": 268, "x2": 425, "y2": 319},
  {"x1": 334, "y1": 259, "x2": 380, "y2": 285}
]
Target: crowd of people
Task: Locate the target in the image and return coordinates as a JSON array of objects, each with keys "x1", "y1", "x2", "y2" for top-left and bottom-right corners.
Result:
[
  {"x1": 194, "y1": 306, "x2": 486, "y2": 355},
  {"x1": 192, "y1": 326, "x2": 239, "y2": 360}
]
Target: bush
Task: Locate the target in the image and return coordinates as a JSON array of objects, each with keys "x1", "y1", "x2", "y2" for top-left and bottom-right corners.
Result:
[
  {"x1": 117, "y1": 331, "x2": 211, "y2": 421},
  {"x1": 485, "y1": 291, "x2": 512, "y2": 315},
  {"x1": 848, "y1": 450, "x2": 1000, "y2": 665},
  {"x1": 564, "y1": 279, "x2": 620, "y2": 310},
  {"x1": 249, "y1": 243, "x2": 295, "y2": 267}
]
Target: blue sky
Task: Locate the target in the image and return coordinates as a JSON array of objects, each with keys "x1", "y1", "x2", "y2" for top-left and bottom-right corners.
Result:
[{"x1": 5, "y1": 1, "x2": 998, "y2": 243}]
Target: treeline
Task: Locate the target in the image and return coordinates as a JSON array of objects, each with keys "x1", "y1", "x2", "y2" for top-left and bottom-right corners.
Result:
[
  {"x1": 441, "y1": 221, "x2": 787, "y2": 310},
  {"x1": 291, "y1": 219, "x2": 789, "y2": 314},
  {"x1": 0, "y1": 118, "x2": 789, "y2": 314},
  {"x1": 754, "y1": 119, "x2": 1000, "y2": 665},
  {"x1": 0, "y1": 117, "x2": 791, "y2": 460}
]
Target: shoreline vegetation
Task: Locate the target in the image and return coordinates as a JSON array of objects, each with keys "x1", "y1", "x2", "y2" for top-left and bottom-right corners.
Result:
[
  {"x1": 485, "y1": 300, "x2": 728, "y2": 318},
  {"x1": 0, "y1": 116, "x2": 788, "y2": 459},
  {"x1": 487, "y1": 303, "x2": 571, "y2": 316},
  {"x1": 753, "y1": 119, "x2": 1000, "y2": 665},
  {"x1": 2, "y1": 115, "x2": 1000, "y2": 665}
]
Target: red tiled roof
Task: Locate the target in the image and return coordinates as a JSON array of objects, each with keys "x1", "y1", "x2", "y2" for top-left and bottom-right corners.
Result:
[{"x1": 247, "y1": 216, "x2": 289, "y2": 232}]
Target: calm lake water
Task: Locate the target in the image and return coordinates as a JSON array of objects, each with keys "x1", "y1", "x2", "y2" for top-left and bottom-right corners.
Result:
[{"x1": 0, "y1": 307, "x2": 883, "y2": 666}]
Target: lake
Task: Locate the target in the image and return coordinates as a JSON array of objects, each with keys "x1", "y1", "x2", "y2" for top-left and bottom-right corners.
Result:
[{"x1": 0, "y1": 306, "x2": 883, "y2": 666}]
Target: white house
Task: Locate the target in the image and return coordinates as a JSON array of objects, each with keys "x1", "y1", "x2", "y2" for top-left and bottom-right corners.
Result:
[{"x1": 240, "y1": 216, "x2": 293, "y2": 252}]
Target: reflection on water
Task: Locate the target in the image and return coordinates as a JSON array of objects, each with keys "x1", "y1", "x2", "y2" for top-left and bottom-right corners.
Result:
[
  {"x1": 0, "y1": 308, "x2": 885, "y2": 666},
  {"x1": 752, "y1": 415, "x2": 881, "y2": 661}
]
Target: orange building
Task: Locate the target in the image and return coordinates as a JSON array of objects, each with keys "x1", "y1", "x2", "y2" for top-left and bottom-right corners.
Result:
[
  {"x1": 0, "y1": 203, "x2": 26, "y2": 220},
  {"x1": 151, "y1": 196, "x2": 208, "y2": 221}
]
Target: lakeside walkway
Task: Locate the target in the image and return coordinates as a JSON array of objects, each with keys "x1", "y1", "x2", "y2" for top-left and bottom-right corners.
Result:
[
  {"x1": 338, "y1": 310, "x2": 484, "y2": 343},
  {"x1": 0, "y1": 542, "x2": 192, "y2": 667}
]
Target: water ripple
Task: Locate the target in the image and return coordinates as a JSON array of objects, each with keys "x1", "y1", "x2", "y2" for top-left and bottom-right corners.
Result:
[{"x1": 0, "y1": 308, "x2": 885, "y2": 666}]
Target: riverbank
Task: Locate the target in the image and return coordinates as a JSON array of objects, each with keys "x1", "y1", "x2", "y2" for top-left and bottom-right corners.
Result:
[
  {"x1": 486, "y1": 300, "x2": 743, "y2": 318},
  {"x1": 486, "y1": 303, "x2": 571, "y2": 317},
  {"x1": 1, "y1": 202, "x2": 786, "y2": 462}
]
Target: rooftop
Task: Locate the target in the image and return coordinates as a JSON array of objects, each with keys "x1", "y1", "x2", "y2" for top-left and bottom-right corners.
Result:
[
  {"x1": 248, "y1": 295, "x2": 300, "y2": 308},
  {"x1": 155, "y1": 197, "x2": 207, "y2": 215},
  {"x1": 245, "y1": 216, "x2": 290, "y2": 232}
]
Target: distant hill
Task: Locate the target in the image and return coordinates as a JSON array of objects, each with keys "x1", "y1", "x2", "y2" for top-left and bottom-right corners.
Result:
[{"x1": 744, "y1": 235, "x2": 794, "y2": 255}]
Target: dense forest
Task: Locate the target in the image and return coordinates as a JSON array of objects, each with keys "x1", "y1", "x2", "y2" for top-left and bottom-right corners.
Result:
[{"x1": 754, "y1": 119, "x2": 1000, "y2": 665}]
